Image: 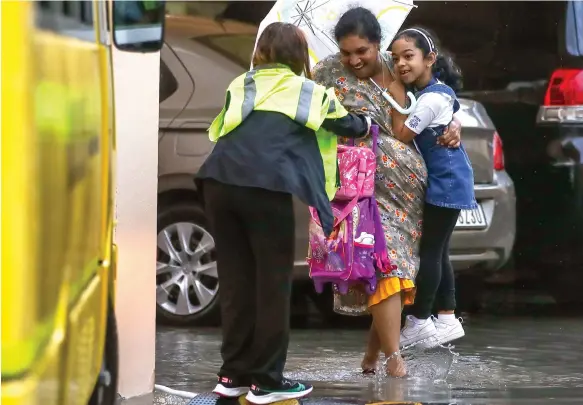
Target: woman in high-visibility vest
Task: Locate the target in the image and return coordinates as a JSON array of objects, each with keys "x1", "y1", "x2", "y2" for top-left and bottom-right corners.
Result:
[{"x1": 196, "y1": 22, "x2": 370, "y2": 404}]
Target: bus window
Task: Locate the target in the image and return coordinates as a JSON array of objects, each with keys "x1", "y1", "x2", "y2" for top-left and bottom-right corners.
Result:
[{"x1": 112, "y1": 0, "x2": 165, "y2": 52}]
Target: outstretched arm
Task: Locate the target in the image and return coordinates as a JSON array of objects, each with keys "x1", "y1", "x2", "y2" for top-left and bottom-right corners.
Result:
[{"x1": 321, "y1": 113, "x2": 371, "y2": 138}]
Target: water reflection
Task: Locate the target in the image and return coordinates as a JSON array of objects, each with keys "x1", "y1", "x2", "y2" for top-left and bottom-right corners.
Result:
[{"x1": 156, "y1": 316, "x2": 583, "y2": 404}]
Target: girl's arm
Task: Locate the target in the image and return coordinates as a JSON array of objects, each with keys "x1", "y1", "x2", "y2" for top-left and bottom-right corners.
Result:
[
  {"x1": 392, "y1": 120, "x2": 419, "y2": 144},
  {"x1": 388, "y1": 79, "x2": 410, "y2": 141},
  {"x1": 392, "y1": 93, "x2": 444, "y2": 144},
  {"x1": 382, "y1": 52, "x2": 409, "y2": 139}
]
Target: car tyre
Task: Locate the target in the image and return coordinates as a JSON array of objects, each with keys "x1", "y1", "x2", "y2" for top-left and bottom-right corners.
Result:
[{"x1": 156, "y1": 202, "x2": 220, "y2": 326}]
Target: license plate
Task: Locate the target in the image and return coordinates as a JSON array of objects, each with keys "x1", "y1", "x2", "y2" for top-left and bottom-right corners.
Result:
[{"x1": 456, "y1": 205, "x2": 487, "y2": 229}]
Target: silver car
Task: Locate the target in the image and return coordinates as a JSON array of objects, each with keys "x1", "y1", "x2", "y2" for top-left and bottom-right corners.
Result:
[{"x1": 155, "y1": 15, "x2": 516, "y2": 325}]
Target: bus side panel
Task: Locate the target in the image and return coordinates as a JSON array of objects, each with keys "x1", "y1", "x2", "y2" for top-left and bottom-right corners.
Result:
[
  {"x1": 58, "y1": 5, "x2": 111, "y2": 404},
  {"x1": 2, "y1": 3, "x2": 66, "y2": 405},
  {"x1": 62, "y1": 275, "x2": 107, "y2": 405},
  {"x1": 1, "y1": 0, "x2": 41, "y2": 378},
  {"x1": 96, "y1": 0, "x2": 117, "y2": 303}
]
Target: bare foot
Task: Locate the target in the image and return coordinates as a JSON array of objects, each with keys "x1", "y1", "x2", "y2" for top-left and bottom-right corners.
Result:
[
  {"x1": 361, "y1": 352, "x2": 379, "y2": 374},
  {"x1": 385, "y1": 354, "x2": 407, "y2": 378}
]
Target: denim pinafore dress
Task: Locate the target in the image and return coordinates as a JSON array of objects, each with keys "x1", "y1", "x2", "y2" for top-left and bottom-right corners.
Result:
[{"x1": 413, "y1": 81, "x2": 478, "y2": 210}]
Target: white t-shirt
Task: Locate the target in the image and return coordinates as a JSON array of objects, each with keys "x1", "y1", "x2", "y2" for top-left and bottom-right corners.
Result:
[{"x1": 404, "y1": 91, "x2": 455, "y2": 135}]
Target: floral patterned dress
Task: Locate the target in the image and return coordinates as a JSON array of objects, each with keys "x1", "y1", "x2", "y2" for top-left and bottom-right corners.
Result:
[{"x1": 312, "y1": 53, "x2": 428, "y2": 307}]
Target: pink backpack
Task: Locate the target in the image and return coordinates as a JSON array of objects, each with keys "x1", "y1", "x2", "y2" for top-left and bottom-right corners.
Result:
[
  {"x1": 307, "y1": 125, "x2": 395, "y2": 295},
  {"x1": 335, "y1": 135, "x2": 376, "y2": 200}
]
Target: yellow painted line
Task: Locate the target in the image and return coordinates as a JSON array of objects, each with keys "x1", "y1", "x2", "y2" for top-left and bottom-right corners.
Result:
[
  {"x1": 277, "y1": 11, "x2": 282, "y2": 21},
  {"x1": 235, "y1": 397, "x2": 421, "y2": 405},
  {"x1": 238, "y1": 396, "x2": 299, "y2": 405},
  {"x1": 377, "y1": 5, "x2": 410, "y2": 19}
]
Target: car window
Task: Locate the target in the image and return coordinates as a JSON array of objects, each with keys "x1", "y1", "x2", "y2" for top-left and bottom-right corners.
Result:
[
  {"x1": 159, "y1": 59, "x2": 178, "y2": 102},
  {"x1": 192, "y1": 34, "x2": 256, "y2": 68},
  {"x1": 565, "y1": 0, "x2": 583, "y2": 56}
]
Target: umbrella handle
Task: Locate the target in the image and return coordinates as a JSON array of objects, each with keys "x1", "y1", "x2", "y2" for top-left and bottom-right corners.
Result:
[{"x1": 380, "y1": 91, "x2": 417, "y2": 115}]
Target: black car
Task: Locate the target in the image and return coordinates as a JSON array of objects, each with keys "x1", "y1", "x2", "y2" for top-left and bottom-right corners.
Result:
[
  {"x1": 407, "y1": 0, "x2": 582, "y2": 303},
  {"x1": 531, "y1": 1, "x2": 583, "y2": 302}
]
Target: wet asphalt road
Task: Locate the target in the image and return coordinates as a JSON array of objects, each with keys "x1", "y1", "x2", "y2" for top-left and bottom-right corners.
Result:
[{"x1": 155, "y1": 310, "x2": 583, "y2": 405}]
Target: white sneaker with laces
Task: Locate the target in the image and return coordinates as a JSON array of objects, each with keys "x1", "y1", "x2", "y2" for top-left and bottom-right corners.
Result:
[
  {"x1": 418, "y1": 316, "x2": 465, "y2": 349},
  {"x1": 400, "y1": 315, "x2": 437, "y2": 347}
]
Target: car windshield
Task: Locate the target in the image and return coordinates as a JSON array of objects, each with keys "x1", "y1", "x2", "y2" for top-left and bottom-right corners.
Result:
[
  {"x1": 193, "y1": 34, "x2": 256, "y2": 68},
  {"x1": 566, "y1": 0, "x2": 583, "y2": 56}
]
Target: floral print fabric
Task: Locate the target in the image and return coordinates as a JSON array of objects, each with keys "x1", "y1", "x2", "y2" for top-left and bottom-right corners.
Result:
[{"x1": 312, "y1": 52, "x2": 428, "y2": 281}]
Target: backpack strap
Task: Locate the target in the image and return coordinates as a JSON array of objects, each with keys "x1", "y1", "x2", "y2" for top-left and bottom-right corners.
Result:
[
  {"x1": 348, "y1": 122, "x2": 378, "y2": 154},
  {"x1": 333, "y1": 125, "x2": 379, "y2": 228},
  {"x1": 415, "y1": 83, "x2": 461, "y2": 114},
  {"x1": 333, "y1": 167, "x2": 365, "y2": 227}
]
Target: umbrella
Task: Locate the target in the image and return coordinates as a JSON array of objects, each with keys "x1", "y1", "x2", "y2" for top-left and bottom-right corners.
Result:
[{"x1": 253, "y1": 0, "x2": 418, "y2": 113}]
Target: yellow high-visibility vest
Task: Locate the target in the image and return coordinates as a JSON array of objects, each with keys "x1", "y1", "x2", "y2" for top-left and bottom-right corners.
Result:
[{"x1": 209, "y1": 64, "x2": 348, "y2": 199}]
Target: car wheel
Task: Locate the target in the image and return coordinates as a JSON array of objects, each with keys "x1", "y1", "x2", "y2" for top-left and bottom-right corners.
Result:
[{"x1": 156, "y1": 202, "x2": 220, "y2": 326}]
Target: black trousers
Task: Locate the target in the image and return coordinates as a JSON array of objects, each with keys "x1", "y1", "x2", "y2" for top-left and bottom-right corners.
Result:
[
  {"x1": 202, "y1": 179, "x2": 295, "y2": 387},
  {"x1": 409, "y1": 203, "x2": 460, "y2": 319}
]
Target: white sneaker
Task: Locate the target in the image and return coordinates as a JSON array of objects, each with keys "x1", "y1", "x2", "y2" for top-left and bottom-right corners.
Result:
[
  {"x1": 400, "y1": 315, "x2": 437, "y2": 347},
  {"x1": 418, "y1": 316, "x2": 465, "y2": 349},
  {"x1": 212, "y1": 376, "x2": 249, "y2": 398}
]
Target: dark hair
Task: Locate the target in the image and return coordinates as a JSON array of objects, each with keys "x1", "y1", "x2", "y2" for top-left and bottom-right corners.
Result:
[
  {"x1": 392, "y1": 27, "x2": 463, "y2": 93},
  {"x1": 334, "y1": 7, "x2": 382, "y2": 44},
  {"x1": 252, "y1": 22, "x2": 311, "y2": 78}
]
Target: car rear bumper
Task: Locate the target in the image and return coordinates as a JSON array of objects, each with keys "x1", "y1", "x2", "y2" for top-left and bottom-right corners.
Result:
[{"x1": 450, "y1": 170, "x2": 516, "y2": 272}]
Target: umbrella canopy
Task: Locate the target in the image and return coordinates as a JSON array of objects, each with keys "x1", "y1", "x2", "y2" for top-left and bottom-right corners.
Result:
[{"x1": 253, "y1": 0, "x2": 418, "y2": 113}]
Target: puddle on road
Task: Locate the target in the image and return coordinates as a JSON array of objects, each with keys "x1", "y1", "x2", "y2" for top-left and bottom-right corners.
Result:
[
  {"x1": 399, "y1": 345, "x2": 458, "y2": 381},
  {"x1": 156, "y1": 317, "x2": 583, "y2": 404},
  {"x1": 286, "y1": 345, "x2": 463, "y2": 403}
]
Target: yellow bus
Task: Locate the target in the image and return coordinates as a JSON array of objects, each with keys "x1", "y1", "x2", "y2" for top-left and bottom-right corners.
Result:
[{"x1": 1, "y1": 1, "x2": 165, "y2": 404}]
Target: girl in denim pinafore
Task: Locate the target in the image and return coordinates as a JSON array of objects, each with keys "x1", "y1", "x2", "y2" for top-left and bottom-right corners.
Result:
[{"x1": 389, "y1": 28, "x2": 477, "y2": 349}]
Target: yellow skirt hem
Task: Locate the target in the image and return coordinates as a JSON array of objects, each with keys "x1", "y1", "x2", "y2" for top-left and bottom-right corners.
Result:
[{"x1": 368, "y1": 277, "x2": 416, "y2": 308}]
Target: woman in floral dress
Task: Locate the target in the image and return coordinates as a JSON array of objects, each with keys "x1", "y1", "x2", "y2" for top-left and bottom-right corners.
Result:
[{"x1": 312, "y1": 7, "x2": 460, "y2": 376}]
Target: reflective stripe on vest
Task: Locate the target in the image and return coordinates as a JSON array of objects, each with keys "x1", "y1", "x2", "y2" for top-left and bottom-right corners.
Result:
[
  {"x1": 208, "y1": 65, "x2": 348, "y2": 200},
  {"x1": 241, "y1": 70, "x2": 257, "y2": 122},
  {"x1": 296, "y1": 79, "x2": 315, "y2": 126},
  {"x1": 210, "y1": 65, "x2": 348, "y2": 141}
]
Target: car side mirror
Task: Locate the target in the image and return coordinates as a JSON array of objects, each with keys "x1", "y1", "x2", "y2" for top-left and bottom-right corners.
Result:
[{"x1": 112, "y1": 0, "x2": 166, "y2": 52}]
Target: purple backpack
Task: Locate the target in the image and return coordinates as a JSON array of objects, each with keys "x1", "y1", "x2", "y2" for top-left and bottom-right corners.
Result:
[{"x1": 307, "y1": 125, "x2": 395, "y2": 295}]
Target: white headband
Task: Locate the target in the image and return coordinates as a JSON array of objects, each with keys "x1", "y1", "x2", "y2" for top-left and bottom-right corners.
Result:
[{"x1": 401, "y1": 28, "x2": 437, "y2": 54}]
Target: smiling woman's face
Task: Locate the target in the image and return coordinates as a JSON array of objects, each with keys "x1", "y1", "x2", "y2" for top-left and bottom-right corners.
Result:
[{"x1": 338, "y1": 34, "x2": 379, "y2": 79}]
